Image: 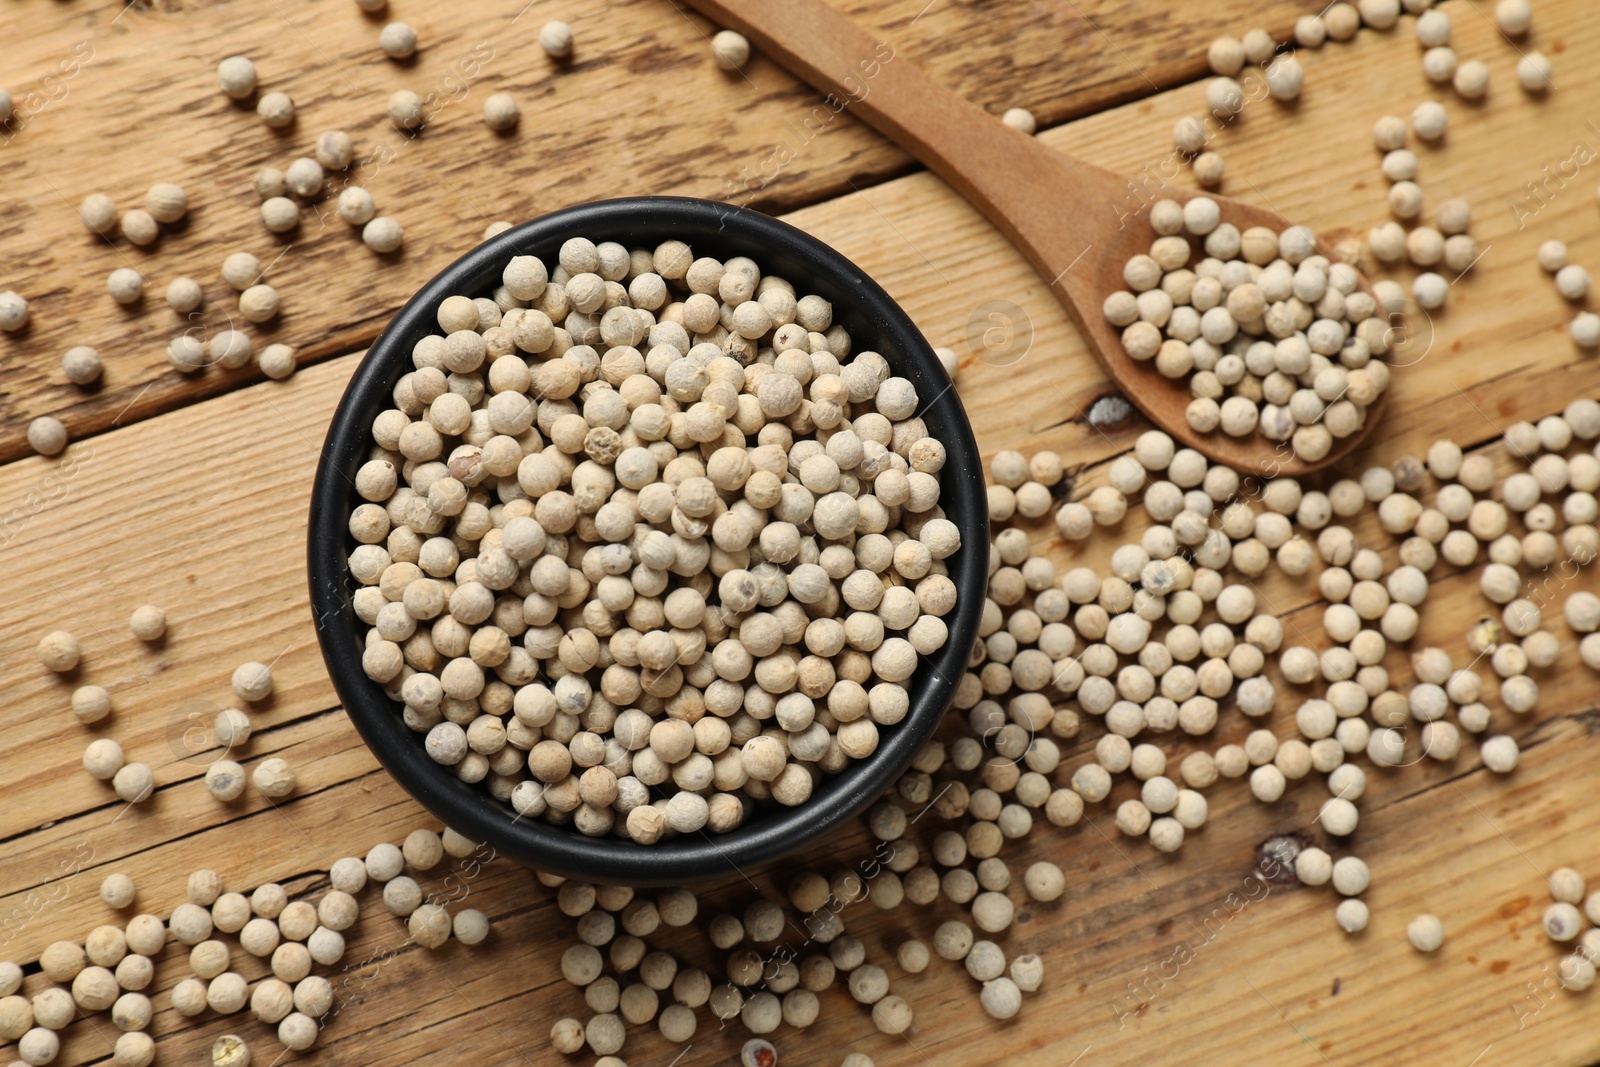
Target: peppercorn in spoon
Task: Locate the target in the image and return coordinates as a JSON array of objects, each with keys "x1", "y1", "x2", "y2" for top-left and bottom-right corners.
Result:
[{"x1": 685, "y1": 0, "x2": 1387, "y2": 477}]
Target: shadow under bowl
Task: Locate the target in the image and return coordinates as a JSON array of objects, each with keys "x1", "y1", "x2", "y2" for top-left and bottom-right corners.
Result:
[{"x1": 308, "y1": 196, "x2": 988, "y2": 885}]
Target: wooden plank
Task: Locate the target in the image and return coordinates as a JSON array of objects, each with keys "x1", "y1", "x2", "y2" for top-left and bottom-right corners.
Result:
[
  {"x1": 4, "y1": 1, "x2": 1600, "y2": 1065},
  {"x1": 0, "y1": 0, "x2": 1328, "y2": 462}
]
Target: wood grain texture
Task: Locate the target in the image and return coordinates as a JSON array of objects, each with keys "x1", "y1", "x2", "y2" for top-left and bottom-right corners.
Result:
[
  {"x1": 0, "y1": 0, "x2": 1328, "y2": 463},
  {"x1": 3, "y1": 0, "x2": 1600, "y2": 1065},
  {"x1": 3, "y1": 357, "x2": 1600, "y2": 1067}
]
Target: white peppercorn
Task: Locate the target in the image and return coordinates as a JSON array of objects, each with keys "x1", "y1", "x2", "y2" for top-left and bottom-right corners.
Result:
[
  {"x1": 173, "y1": 978, "x2": 209, "y2": 1016},
  {"x1": 191, "y1": 940, "x2": 231, "y2": 980},
  {"x1": 734, "y1": 992, "x2": 779, "y2": 1038},
  {"x1": 1560, "y1": 956, "x2": 1597, "y2": 992},
  {"x1": 33, "y1": 984, "x2": 76, "y2": 1027},
  {"x1": 252, "y1": 758, "x2": 296, "y2": 797},
  {"x1": 188, "y1": 869, "x2": 224, "y2": 906},
  {"x1": 217, "y1": 55, "x2": 256, "y2": 98},
  {"x1": 294, "y1": 976, "x2": 333, "y2": 1019},
  {"x1": 1173, "y1": 116, "x2": 1206, "y2": 156},
  {"x1": 483, "y1": 92, "x2": 520, "y2": 131},
  {"x1": 279, "y1": 1012, "x2": 318, "y2": 1051},
  {"x1": 111, "y1": 992, "x2": 151, "y2": 1032},
  {"x1": 409, "y1": 904, "x2": 451, "y2": 948},
  {"x1": 1001, "y1": 107, "x2": 1036, "y2": 134},
  {"x1": 711, "y1": 29, "x2": 750, "y2": 71},
  {"x1": 259, "y1": 197, "x2": 300, "y2": 235},
  {"x1": 1572, "y1": 313, "x2": 1600, "y2": 348},
  {"x1": 338, "y1": 186, "x2": 377, "y2": 226},
  {"x1": 124, "y1": 914, "x2": 165, "y2": 956},
  {"x1": 1516, "y1": 51, "x2": 1553, "y2": 92},
  {"x1": 1481, "y1": 735, "x2": 1519, "y2": 773},
  {"x1": 1207, "y1": 36, "x2": 1245, "y2": 75},
  {"x1": 1265, "y1": 56, "x2": 1303, "y2": 101},
  {"x1": 28, "y1": 417, "x2": 69, "y2": 457},
  {"x1": 980, "y1": 977, "x2": 1022, "y2": 1019},
  {"x1": 257, "y1": 90, "x2": 294, "y2": 128},
  {"x1": 113, "y1": 762, "x2": 155, "y2": 803},
  {"x1": 115, "y1": 954, "x2": 153, "y2": 992},
  {"x1": 101, "y1": 873, "x2": 136, "y2": 909},
  {"x1": 1407, "y1": 914, "x2": 1444, "y2": 952},
  {"x1": 0, "y1": 993, "x2": 28, "y2": 1039},
  {"x1": 1544, "y1": 902, "x2": 1583, "y2": 941},
  {"x1": 1549, "y1": 867, "x2": 1586, "y2": 904},
  {"x1": 1453, "y1": 59, "x2": 1489, "y2": 99},
  {"x1": 70, "y1": 684, "x2": 111, "y2": 724},
  {"x1": 20, "y1": 1029, "x2": 60, "y2": 1066},
  {"x1": 61, "y1": 345, "x2": 102, "y2": 385},
  {"x1": 145, "y1": 182, "x2": 187, "y2": 224},
  {"x1": 208, "y1": 972, "x2": 249, "y2": 1013},
  {"x1": 212, "y1": 1035, "x2": 251, "y2": 1067},
  {"x1": 539, "y1": 21, "x2": 574, "y2": 57},
  {"x1": 379, "y1": 21, "x2": 417, "y2": 58},
  {"x1": 206, "y1": 760, "x2": 247, "y2": 801},
  {"x1": 72, "y1": 966, "x2": 119, "y2": 1010},
  {"x1": 364, "y1": 216, "x2": 405, "y2": 252},
  {"x1": 80, "y1": 193, "x2": 117, "y2": 234},
  {"x1": 1556, "y1": 265, "x2": 1591, "y2": 301},
  {"x1": 0, "y1": 290, "x2": 26, "y2": 331},
  {"x1": 971, "y1": 891, "x2": 1014, "y2": 933},
  {"x1": 1332, "y1": 857, "x2": 1370, "y2": 896},
  {"x1": 259, "y1": 343, "x2": 297, "y2": 380},
  {"x1": 239, "y1": 284, "x2": 279, "y2": 323},
  {"x1": 232, "y1": 661, "x2": 273, "y2": 701},
  {"x1": 1495, "y1": 0, "x2": 1532, "y2": 32},
  {"x1": 1336, "y1": 898, "x2": 1369, "y2": 933},
  {"x1": 209, "y1": 893, "x2": 250, "y2": 935},
  {"x1": 314, "y1": 129, "x2": 354, "y2": 170}
]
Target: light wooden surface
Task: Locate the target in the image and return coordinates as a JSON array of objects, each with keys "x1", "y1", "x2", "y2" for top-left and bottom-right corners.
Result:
[
  {"x1": 0, "y1": 0, "x2": 1325, "y2": 464},
  {"x1": 3, "y1": 1, "x2": 1600, "y2": 1065}
]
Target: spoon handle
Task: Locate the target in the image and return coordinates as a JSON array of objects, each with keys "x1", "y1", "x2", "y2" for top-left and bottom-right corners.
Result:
[{"x1": 681, "y1": 0, "x2": 1122, "y2": 310}]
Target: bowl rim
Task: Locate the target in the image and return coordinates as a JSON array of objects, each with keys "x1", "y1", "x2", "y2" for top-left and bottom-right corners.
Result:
[{"x1": 308, "y1": 195, "x2": 989, "y2": 885}]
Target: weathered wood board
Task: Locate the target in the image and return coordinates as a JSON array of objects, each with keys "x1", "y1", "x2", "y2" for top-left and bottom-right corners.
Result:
[{"x1": 2, "y1": 1, "x2": 1600, "y2": 1065}]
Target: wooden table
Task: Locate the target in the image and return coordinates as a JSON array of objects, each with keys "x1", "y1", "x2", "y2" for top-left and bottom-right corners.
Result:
[{"x1": 3, "y1": 1, "x2": 1599, "y2": 1064}]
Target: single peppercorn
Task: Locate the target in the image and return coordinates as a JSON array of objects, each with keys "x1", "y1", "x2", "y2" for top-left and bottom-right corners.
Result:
[
  {"x1": 539, "y1": 21, "x2": 574, "y2": 58},
  {"x1": 711, "y1": 30, "x2": 750, "y2": 71},
  {"x1": 483, "y1": 93, "x2": 519, "y2": 131},
  {"x1": 217, "y1": 56, "x2": 257, "y2": 98},
  {"x1": 61, "y1": 345, "x2": 102, "y2": 385},
  {"x1": 257, "y1": 90, "x2": 294, "y2": 127},
  {"x1": 379, "y1": 21, "x2": 417, "y2": 58}
]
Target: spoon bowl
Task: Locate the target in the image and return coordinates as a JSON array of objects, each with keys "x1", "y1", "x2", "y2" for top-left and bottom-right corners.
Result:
[{"x1": 1060, "y1": 184, "x2": 1386, "y2": 478}]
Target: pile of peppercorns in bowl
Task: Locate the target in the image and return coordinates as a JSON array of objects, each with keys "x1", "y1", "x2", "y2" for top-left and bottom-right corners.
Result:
[{"x1": 310, "y1": 196, "x2": 988, "y2": 884}]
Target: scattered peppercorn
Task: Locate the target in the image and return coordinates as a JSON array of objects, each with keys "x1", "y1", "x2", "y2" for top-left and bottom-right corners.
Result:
[
  {"x1": 539, "y1": 21, "x2": 574, "y2": 59},
  {"x1": 711, "y1": 30, "x2": 751, "y2": 71}
]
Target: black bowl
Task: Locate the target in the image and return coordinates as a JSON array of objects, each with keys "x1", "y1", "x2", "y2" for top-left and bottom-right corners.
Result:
[{"x1": 308, "y1": 196, "x2": 988, "y2": 885}]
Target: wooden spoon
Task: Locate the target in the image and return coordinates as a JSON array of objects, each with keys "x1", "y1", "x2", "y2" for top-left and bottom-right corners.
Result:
[{"x1": 681, "y1": 0, "x2": 1383, "y2": 477}]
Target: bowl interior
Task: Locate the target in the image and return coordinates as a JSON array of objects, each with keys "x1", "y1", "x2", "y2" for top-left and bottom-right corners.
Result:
[{"x1": 309, "y1": 196, "x2": 989, "y2": 885}]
